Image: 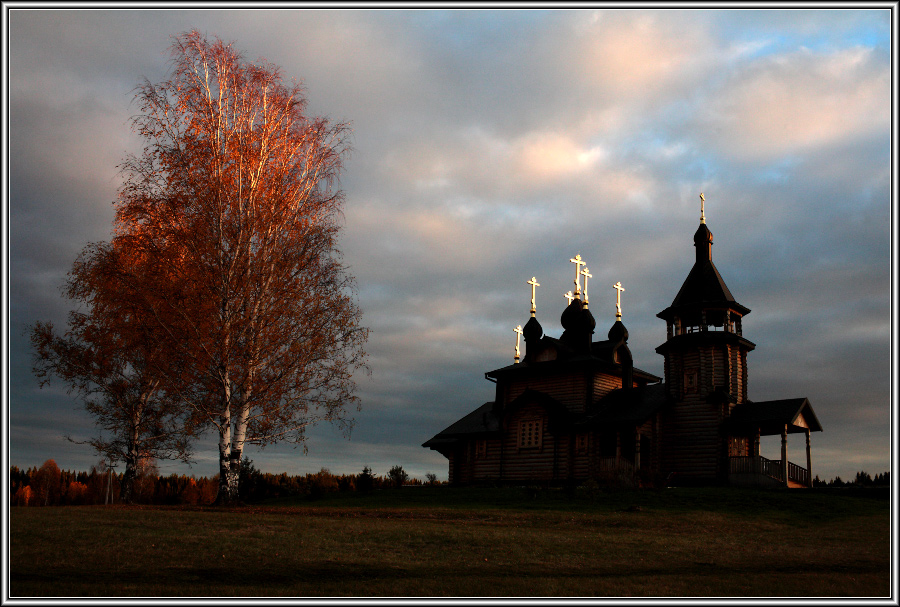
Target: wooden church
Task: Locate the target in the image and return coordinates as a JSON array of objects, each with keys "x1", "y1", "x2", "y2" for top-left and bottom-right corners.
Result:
[{"x1": 423, "y1": 197, "x2": 822, "y2": 488}]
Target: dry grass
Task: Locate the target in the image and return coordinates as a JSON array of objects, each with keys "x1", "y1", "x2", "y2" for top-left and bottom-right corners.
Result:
[{"x1": 9, "y1": 486, "x2": 891, "y2": 597}]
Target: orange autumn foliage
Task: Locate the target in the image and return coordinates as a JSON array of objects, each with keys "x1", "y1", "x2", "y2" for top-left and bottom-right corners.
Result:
[{"x1": 113, "y1": 30, "x2": 368, "y2": 504}]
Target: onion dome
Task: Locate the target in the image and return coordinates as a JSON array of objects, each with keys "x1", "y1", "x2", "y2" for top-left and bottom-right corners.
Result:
[
  {"x1": 581, "y1": 302, "x2": 597, "y2": 334},
  {"x1": 522, "y1": 314, "x2": 543, "y2": 344},
  {"x1": 607, "y1": 318, "x2": 629, "y2": 345},
  {"x1": 560, "y1": 295, "x2": 584, "y2": 331},
  {"x1": 560, "y1": 296, "x2": 594, "y2": 352},
  {"x1": 693, "y1": 222, "x2": 713, "y2": 265}
]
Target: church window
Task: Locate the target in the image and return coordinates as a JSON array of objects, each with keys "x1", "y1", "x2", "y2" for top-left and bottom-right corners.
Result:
[
  {"x1": 575, "y1": 434, "x2": 588, "y2": 454},
  {"x1": 518, "y1": 419, "x2": 543, "y2": 449},
  {"x1": 684, "y1": 368, "x2": 699, "y2": 394},
  {"x1": 728, "y1": 436, "x2": 748, "y2": 457}
]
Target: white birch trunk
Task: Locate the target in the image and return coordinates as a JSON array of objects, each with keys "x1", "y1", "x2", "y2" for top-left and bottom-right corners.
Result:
[
  {"x1": 228, "y1": 392, "x2": 250, "y2": 502},
  {"x1": 217, "y1": 377, "x2": 236, "y2": 503}
]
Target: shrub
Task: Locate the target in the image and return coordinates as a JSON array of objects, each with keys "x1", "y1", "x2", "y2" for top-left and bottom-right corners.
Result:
[
  {"x1": 357, "y1": 466, "x2": 375, "y2": 493},
  {"x1": 13, "y1": 485, "x2": 33, "y2": 507},
  {"x1": 387, "y1": 465, "x2": 408, "y2": 488},
  {"x1": 308, "y1": 468, "x2": 340, "y2": 499},
  {"x1": 30, "y1": 460, "x2": 62, "y2": 506}
]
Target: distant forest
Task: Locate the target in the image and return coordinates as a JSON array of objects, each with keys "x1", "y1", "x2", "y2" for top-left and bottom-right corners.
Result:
[
  {"x1": 9, "y1": 459, "x2": 889, "y2": 507},
  {"x1": 9, "y1": 458, "x2": 436, "y2": 507}
]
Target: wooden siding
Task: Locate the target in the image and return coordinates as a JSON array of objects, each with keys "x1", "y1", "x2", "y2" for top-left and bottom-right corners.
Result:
[
  {"x1": 682, "y1": 350, "x2": 703, "y2": 398},
  {"x1": 503, "y1": 368, "x2": 634, "y2": 416},
  {"x1": 658, "y1": 333, "x2": 758, "y2": 482},
  {"x1": 571, "y1": 434, "x2": 590, "y2": 480},
  {"x1": 452, "y1": 414, "x2": 663, "y2": 486},
  {"x1": 448, "y1": 452, "x2": 457, "y2": 485},
  {"x1": 665, "y1": 339, "x2": 750, "y2": 403},
  {"x1": 500, "y1": 403, "x2": 559, "y2": 482},
  {"x1": 592, "y1": 372, "x2": 626, "y2": 402},
  {"x1": 505, "y1": 372, "x2": 587, "y2": 414},
  {"x1": 725, "y1": 343, "x2": 747, "y2": 411},
  {"x1": 740, "y1": 350, "x2": 748, "y2": 402},
  {"x1": 662, "y1": 397, "x2": 722, "y2": 480},
  {"x1": 472, "y1": 438, "x2": 502, "y2": 479}
]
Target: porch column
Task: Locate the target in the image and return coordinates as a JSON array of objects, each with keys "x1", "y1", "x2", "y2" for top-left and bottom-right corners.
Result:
[
  {"x1": 805, "y1": 428, "x2": 812, "y2": 488},
  {"x1": 615, "y1": 431, "x2": 621, "y2": 469},
  {"x1": 753, "y1": 429, "x2": 761, "y2": 474},
  {"x1": 781, "y1": 424, "x2": 789, "y2": 488},
  {"x1": 634, "y1": 429, "x2": 641, "y2": 472}
]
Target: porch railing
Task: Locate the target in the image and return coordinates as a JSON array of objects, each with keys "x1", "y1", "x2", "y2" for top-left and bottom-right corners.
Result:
[
  {"x1": 787, "y1": 460, "x2": 809, "y2": 487},
  {"x1": 596, "y1": 457, "x2": 635, "y2": 475},
  {"x1": 729, "y1": 455, "x2": 809, "y2": 486}
]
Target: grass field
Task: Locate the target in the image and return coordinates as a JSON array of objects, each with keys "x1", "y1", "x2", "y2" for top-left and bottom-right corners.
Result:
[{"x1": 9, "y1": 485, "x2": 892, "y2": 598}]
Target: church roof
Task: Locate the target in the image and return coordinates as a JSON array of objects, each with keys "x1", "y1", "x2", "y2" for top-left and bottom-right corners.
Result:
[
  {"x1": 422, "y1": 402, "x2": 499, "y2": 449},
  {"x1": 670, "y1": 260, "x2": 743, "y2": 310},
  {"x1": 726, "y1": 397, "x2": 822, "y2": 434},
  {"x1": 576, "y1": 383, "x2": 671, "y2": 428},
  {"x1": 485, "y1": 345, "x2": 661, "y2": 384},
  {"x1": 658, "y1": 220, "x2": 750, "y2": 321}
]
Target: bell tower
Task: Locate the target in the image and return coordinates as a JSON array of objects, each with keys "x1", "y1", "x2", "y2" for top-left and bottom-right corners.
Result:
[{"x1": 655, "y1": 195, "x2": 756, "y2": 481}]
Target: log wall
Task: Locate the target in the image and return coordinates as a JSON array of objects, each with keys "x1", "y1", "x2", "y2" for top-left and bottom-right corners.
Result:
[
  {"x1": 499, "y1": 402, "x2": 559, "y2": 482},
  {"x1": 505, "y1": 372, "x2": 587, "y2": 414},
  {"x1": 592, "y1": 372, "x2": 627, "y2": 402},
  {"x1": 662, "y1": 394, "x2": 721, "y2": 480}
]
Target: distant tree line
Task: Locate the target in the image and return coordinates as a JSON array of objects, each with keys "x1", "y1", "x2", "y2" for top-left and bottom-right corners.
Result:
[
  {"x1": 10, "y1": 459, "x2": 440, "y2": 507},
  {"x1": 12, "y1": 460, "x2": 886, "y2": 507},
  {"x1": 812, "y1": 471, "x2": 890, "y2": 488}
]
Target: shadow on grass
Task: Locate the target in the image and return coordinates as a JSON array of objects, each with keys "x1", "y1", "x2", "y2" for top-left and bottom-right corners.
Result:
[{"x1": 14, "y1": 557, "x2": 885, "y2": 594}]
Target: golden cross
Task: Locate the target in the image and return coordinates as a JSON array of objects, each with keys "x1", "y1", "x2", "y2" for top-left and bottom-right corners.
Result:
[
  {"x1": 700, "y1": 192, "x2": 706, "y2": 224},
  {"x1": 580, "y1": 267, "x2": 592, "y2": 303},
  {"x1": 613, "y1": 281, "x2": 625, "y2": 318},
  {"x1": 564, "y1": 291, "x2": 575, "y2": 305},
  {"x1": 570, "y1": 254, "x2": 586, "y2": 294},
  {"x1": 514, "y1": 325, "x2": 524, "y2": 363},
  {"x1": 527, "y1": 277, "x2": 540, "y2": 316}
]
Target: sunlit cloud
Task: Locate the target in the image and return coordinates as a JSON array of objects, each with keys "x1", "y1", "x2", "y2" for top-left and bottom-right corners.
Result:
[
  {"x1": 515, "y1": 131, "x2": 607, "y2": 184},
  {"x1": 702, "y1": 46, "x2": 889, "y2": 161},
  {"x1": 580, "y1": 13, "x2": 703, "y2": 96}
]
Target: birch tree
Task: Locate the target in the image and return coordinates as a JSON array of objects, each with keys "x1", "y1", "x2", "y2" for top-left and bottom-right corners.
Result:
[
  {"x1": 115, "y1": 30, "x2": 368, "y2": 503},
  {"x1": 31, "y1": 241, "x2": 193, "y2": 503}
]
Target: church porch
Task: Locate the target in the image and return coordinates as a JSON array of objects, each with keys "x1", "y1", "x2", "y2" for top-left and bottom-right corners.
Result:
[{"x1": 725, "y1": 398, "x2": 822, "y2": 488}]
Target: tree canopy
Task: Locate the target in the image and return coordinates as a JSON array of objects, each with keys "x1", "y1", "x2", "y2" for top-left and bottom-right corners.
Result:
[
  {"x1": 32, "y1": 30, "x2": 368, "y2": 504},
  {"x1": 31, "y1": 240, "x2": 193, "y2": 503}
]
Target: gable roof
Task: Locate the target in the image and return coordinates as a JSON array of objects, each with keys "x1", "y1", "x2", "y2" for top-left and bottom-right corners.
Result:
[
  {"x1": 726, "y1": 397, "x2": 822, "y2": 434},
  {"x1": 576, "y1": 383, "x2": 671, "y2": 428},
  {"x1": 503, "y1": 389, "x2": 573, "y2": 432},
  {"x1": 422, "y1": 402, "x2": 499, "y2": 450}
]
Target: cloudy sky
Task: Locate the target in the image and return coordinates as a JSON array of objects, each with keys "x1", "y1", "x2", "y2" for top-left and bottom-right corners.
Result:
[{"x1": 5, "y1": 7, "x2": 894, "y2": 482}]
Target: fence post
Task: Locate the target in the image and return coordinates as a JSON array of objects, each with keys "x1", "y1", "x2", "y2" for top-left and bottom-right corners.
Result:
[
  {"x1": 781, "y1": 424, "x2": 789, "y2": 487},
  {"x1": 805, "y1": 428, "x2": 812, "y2": 488}
]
